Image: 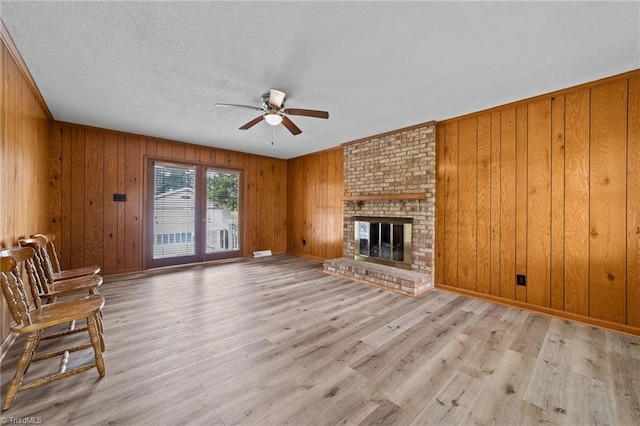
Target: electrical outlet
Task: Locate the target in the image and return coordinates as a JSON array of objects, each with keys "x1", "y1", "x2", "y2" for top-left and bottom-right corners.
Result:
[{"x1": 516, "y1": 274, "x2": 526, "y2": 286}]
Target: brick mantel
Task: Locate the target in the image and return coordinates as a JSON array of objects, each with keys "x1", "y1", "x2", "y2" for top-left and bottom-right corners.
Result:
[{"x1": 342, "y1": 193, "x2": 427, "y2": 201}]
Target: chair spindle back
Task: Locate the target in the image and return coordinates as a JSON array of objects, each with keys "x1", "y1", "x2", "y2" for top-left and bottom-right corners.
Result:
[
  {"x1": 0, "y1": 248, "x2": 42, "y2": 326},
  {"x1": 32, "y1": 233, "x2": 61, "y2": 273},
  {"x1": 18, "y1": 237, "x2": 56, "y2": 294}
]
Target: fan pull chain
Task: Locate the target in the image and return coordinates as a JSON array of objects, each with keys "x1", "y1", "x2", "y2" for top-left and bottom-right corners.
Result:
[{"x1": 271, "y1": 125, "x2": 276, "y2": 150}]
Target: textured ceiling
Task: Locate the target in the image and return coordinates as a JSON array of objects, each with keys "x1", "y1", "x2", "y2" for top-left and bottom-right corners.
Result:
[{"x1": 1, "y1": 1, "x2": 639, "y2": 159}]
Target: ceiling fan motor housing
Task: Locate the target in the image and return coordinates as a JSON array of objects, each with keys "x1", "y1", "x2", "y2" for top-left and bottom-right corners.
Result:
[{"x1": 262, "y1": 92, "x2": 285, "y2": 109}]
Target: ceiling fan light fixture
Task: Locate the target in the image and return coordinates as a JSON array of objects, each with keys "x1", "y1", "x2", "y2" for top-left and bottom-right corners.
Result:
[
  {"x1": 265, "y1": 112, "x2": 283, "y2": 126},
  {"x1": 221, "y1": 89, "x2": 328, "y2": 135}
]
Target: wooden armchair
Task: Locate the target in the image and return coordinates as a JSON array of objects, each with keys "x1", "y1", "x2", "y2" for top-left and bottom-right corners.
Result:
[
  {"x1": 0, "y1": 248, "x2": 105, "y2": 410},
  {"x1": 29, "y1": 233, "x2": 100, "y2": 281}
]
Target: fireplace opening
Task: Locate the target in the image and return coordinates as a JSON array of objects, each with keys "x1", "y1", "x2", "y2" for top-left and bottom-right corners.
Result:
[{"x1": 354, "y1": 216, "x2": 412, "y2": 270}]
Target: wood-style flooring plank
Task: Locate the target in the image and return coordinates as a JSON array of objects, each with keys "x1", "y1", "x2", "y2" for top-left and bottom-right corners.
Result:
[{"x1": 1, "y1": 254, "x2": 639, "y2": 425}]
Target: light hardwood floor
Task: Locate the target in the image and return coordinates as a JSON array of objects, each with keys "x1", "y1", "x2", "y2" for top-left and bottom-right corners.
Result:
[{"x1": 1, "y1": 255, "x2": 639, "y2": 425}]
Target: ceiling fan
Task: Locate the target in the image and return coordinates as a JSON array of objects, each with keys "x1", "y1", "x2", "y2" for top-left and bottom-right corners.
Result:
[{"x1": 215, "y1": 89, "x2": 329, "y2": 135}]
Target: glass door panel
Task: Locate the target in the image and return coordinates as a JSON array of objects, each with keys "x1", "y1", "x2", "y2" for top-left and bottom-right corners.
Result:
[
  {"x1": 205, "y1": 169, "x2": 240, "y2": 256},
  {"x1": 152, "y1": 163, "x2": 197, "y2": 261}
]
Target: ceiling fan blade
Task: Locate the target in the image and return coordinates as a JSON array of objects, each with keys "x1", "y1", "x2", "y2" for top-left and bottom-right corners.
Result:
[
  {"x1": 281, "y1": 116, "x2": 302, "y2": 135},
  {"x1": 269, "y1": 89, "x2": 286, "y2": 108},
  {"x1": 239, "y1": 115, "x2": 264, "y2": 130},
  {"x1": 282, "y1": 108, "x2": 329, "y2": 119},
  {"x1": 215, "y1": 103, "x2": 264, "y2": 112}
]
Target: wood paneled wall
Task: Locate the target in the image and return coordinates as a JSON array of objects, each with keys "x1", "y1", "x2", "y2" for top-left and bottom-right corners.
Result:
[
  {"x1": 1, "y1": 38, "x2": 51, "y2": 344},
  {"x1": 287, "y1": 148, "x2": 344, "y2": 261},
  {"x1": 435, "y1": 70, "x2": 640, "y2": 334},
  {"x1": 49, "y1": 122, "x2": 288, "y2": 275}
]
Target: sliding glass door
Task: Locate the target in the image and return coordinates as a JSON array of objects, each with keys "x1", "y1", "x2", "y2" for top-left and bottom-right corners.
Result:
[{"x1": 147, "y1": 160, "x2": 242, "y2": 268}]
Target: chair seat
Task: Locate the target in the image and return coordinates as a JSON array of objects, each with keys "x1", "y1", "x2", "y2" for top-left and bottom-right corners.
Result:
[
  {"x1": 47, "y1": 275, "x2": 103, "y2": 298},
  {"x1": 10, "y1": 295, "x2": 105, "y2": 334},
  {"x1": 53, "y1": 265, "x2": 101, "y2": 281}
]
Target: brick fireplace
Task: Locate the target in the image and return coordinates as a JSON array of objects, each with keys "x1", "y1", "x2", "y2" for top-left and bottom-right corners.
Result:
[{"x1": 324, "y1": 122, "x2": 436, "y2": 296}]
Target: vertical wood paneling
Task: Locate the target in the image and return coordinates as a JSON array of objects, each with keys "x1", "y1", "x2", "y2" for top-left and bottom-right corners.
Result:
[
  {"x1": 4, "y1": 47, "x2": 17, "y2": 243},
  {"x1": 589, "y1": 80, "x2": 627, "y2": 323},
  {"x1": 36, "y1": 100, "x2": 49, "y2": 229},
  {"x1": 515, "y1": 105, "x2": 528, "y2": 303},
  {"x1": 199, "y1": 145, "x2": 211, "y2": 164},
  {"x1": 48, "y1": 125, "x2": 62, "y2": 247},
  {"x1": 476, "y1": 113, "x2": 491, "y2": 295},
  {"x1": 628, "y1": 77, "x2": 640, "y2": 328},
  {"x1": 256, "y1": 159, "x2": 270, "y2": 252},
  {"x1": 333, "y1": 149, "x2": 344, "y2": 259},
  {"x1": 297, "y1": 156, "x2": 306, "y2": 255},
  {"x1": 1, "y1": 46, "x2": 10, "y2": 247},
  {"x1": 436, "y1": 71, "x2": 640, "y2": 330},
  {"x1": 526, "y1": 99, "x2": 551, "y2": 308},
  {"x1": 285, "y1": 148, "x2": 343, "y2": 261},
  {"x1": 172, "y1": 143, "x2": 185, "y2": 160},
  {"x1": 435, "y1": 123, "x2": 446, "y2": 285},
  {"x1": 550, "y1": 96, "x2": 565, "y2": 311},
  {"x1": 59, "y1": 125, "x2": 72, "y2": 270},
  {"x1": 500, "y1": 108, "x2": 517, "y2": 300},
  {"x1": 304, "y1": 155, "x2": 315, "y2": 256},
  {"x1": 287, "y1": 157, "x2": 300, "y2": 253},
  {"x1": 261, "y1": 158, "x2": 276, "y2": 253},
  {"x1": 185, "y1": 144, "x2": 196, "y2": 162},
  {"x1": 436, "y1": 72, "x2": 640, "y2": 333},
  {"x1": 276, "y1": 158, "x2": 288, "y2": 254},
  {"x1": 564, "y1": 89, "x2": 590, "y2": 316},
  {"x1": 489, "y1": 111, "x2": 501, "y2": 296},
  {"x1": 84, "y1": 129, "x2": 104, "y2": 267},
  {"x1": 124, "y1": 135, "x2": 141, "y2": 270},
  {"x1": 309, "y1": 156, "x2": 320, "y2": 258},
  {"x1": 458, "y1": 117, "x2": 477, "y2": 291},
  {"x1": 1, "y1": 40, "x2": 51, "y2": 344},
  {"x1": 328, "y1": 150, "x2": 338, "y2": 259},
  {"x1": 305, "y1": 154, "x2": 312, "y2": 257},
  {"x1": 313, "y1": 153, "x2": 328, "y2": 259},
  {"x1": 443, "y1": 122, "x2": 459, "y2": 287},
  {"x1": 138, "y1": 139, "x2": 147, "y2": 267},
  {"x1": 156, "y1": 140, "x2": 168, "y2": 158},
  {"x1": 69, "y1": 127, "x2": 85, "y2": 269},
  {"x1": 146, "y1": 138, "x2": 157, "y2": 158},
  {"x1": 245, "y1": 156, "x2": 259, "y2": 252},
  {"x1": 116, "y1": 134, "x2": 126, "y2": 270},
  {"x1": 102, "y1": 132, "x2": 118, "y2": 272}
]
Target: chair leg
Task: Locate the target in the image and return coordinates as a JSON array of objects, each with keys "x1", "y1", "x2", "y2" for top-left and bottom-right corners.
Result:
[
  {"x1": 2, "y1": 332, "x2": 40, "y2": 410},
  {"x1": 92, "y1": 311, "x2": 105, "y2": 352},
  {"x1": 22, "y1": 330, "x2": 43, "y2": 377},
  {"x1": 87, "y1": 314, "x2": 105, "y2": 376}
]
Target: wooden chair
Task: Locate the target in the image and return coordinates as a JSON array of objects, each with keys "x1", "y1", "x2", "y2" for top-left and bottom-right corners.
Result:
[
  {"x1": 1, "y1": 245, "x2": 105, "y2": 352},
  {"x1": 15, "y1": 239, "x2": 103, "y2": 301},
  {"x1": 29, "y1": 233, "x2": 100, "y2": 281},
  {"x1": 0, "y1": 248, "x2": 105, "y2": 411}
]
